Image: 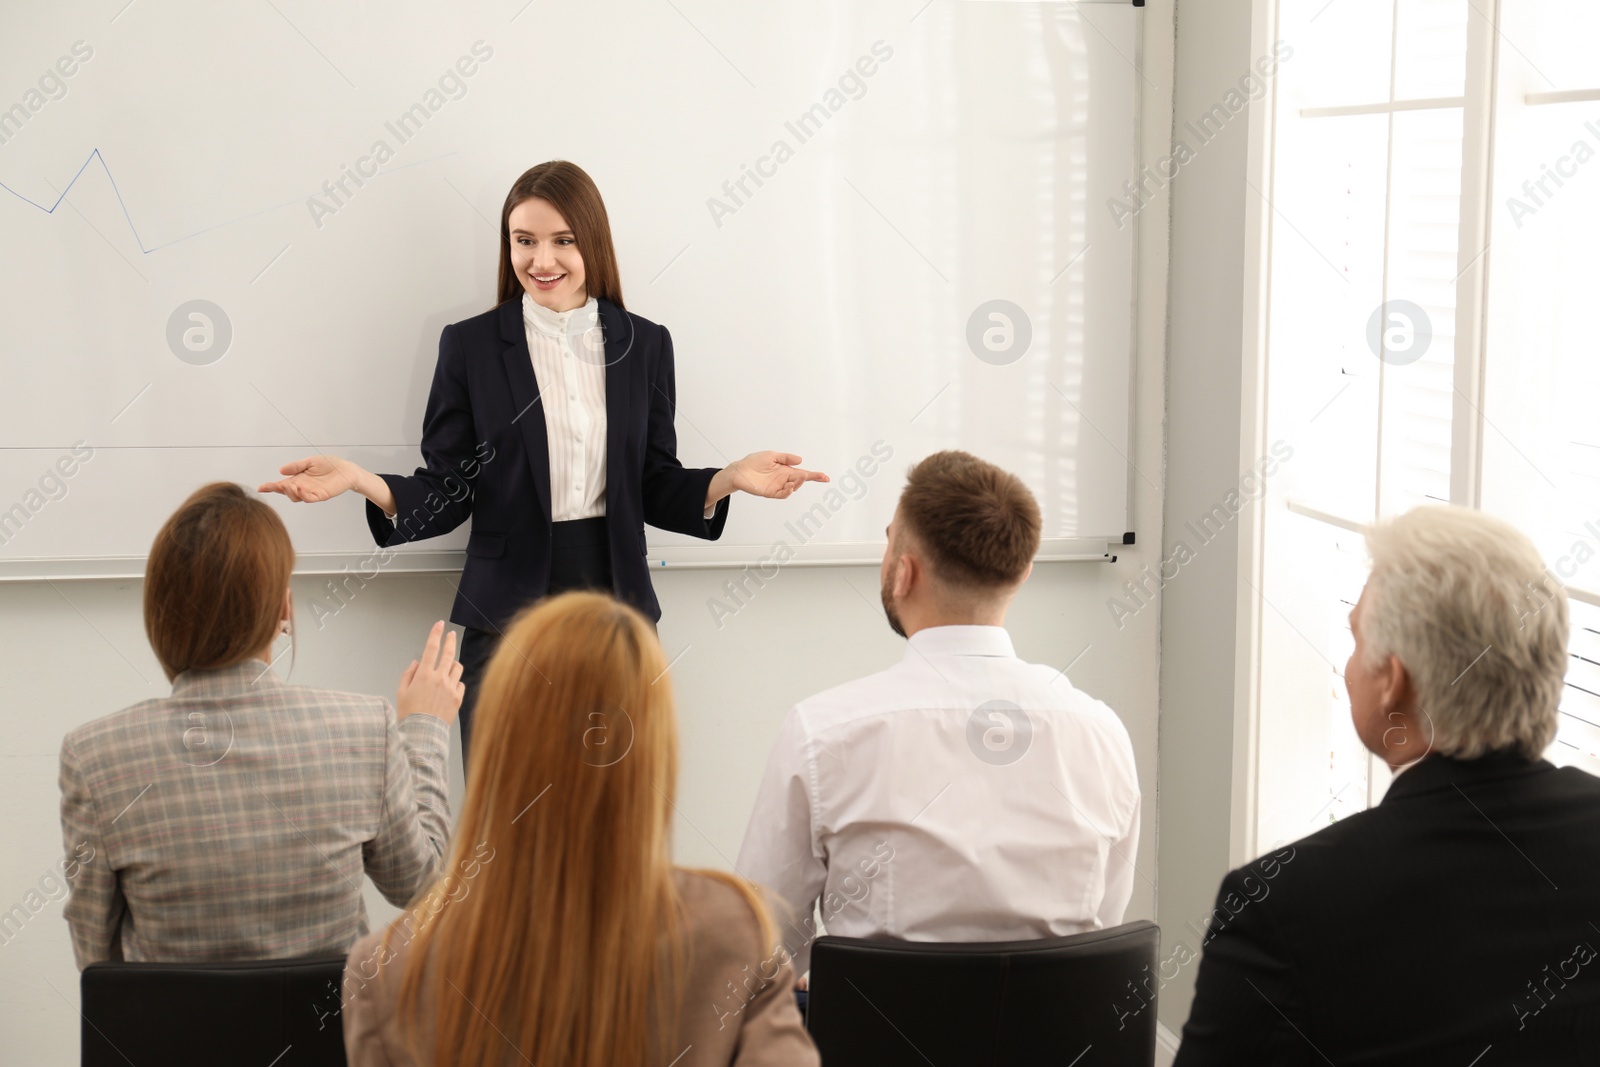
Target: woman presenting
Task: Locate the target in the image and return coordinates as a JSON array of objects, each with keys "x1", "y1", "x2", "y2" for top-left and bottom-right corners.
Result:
[{"x1": 261, "y1": 160, "x2": 827, "y2": 764}]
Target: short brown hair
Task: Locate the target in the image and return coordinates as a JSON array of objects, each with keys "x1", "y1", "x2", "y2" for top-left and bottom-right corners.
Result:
[
  {"x1": 897, "y1": 451, "x2": 1041, "y2": 588},
  {"x1": 144, "y1": 482, "x2": 294, "y2": 681},
  {"x1": 495, "y1": 160, "x2": 624, "y2": 309}
]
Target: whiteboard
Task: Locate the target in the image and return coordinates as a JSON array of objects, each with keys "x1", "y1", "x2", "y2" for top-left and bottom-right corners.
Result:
[{"x1": 0, "y1": 0, "x2": 1140, "y2": 578}]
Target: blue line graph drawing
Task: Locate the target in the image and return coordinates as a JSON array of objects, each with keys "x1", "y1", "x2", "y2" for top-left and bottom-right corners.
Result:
[
  {"x1": 0, "y1": 147, "x2": 458, "y2": 254},
  {"x1": 0, "y1": 148, "x2": 301, "y2": 253}
]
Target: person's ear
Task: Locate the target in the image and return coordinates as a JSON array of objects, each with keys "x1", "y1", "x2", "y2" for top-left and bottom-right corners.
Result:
[
  {"x1": 1378, "y1": 654, "x2": 1410, "y2": 715},
  {"x1": 1377, "y1": 657, "x2": 1430, "y2": 762},
  {"x1": 893, "y1": 552, "x2": 917, "y2": 601},
  {"x1": 1021, "y1": 561, "x2": 1034, "y2": 584}
]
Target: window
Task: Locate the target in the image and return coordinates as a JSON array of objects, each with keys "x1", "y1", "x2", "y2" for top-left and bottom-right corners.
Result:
[{"x1": 1253, "y1": 0, "x2": 1600, "y2": 852}]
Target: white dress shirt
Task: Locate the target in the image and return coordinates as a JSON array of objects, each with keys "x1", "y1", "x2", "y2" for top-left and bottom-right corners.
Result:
[
  {"x1": 736, "y1": 624, "x2": 1141, "y2": 975},
  {"x1": 387, "y1": 294, "x2": 717, "y2": 524}
]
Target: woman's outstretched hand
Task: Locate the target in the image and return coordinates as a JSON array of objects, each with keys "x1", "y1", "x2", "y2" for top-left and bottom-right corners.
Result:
[
  {"x1": 259, "y1": 455, "x2": 394, "y2": 513},
  {"x1": 724, "y1": 451, "x2": 830, "y2": 500}
]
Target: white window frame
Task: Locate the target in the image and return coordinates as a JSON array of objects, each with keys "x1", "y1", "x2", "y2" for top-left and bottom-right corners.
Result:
[{"x1": 1238, "y1": 0, "x2": 1600, "y2": 864}]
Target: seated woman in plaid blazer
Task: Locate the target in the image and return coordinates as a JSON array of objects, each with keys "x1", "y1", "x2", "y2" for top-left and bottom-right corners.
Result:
[{"x1": 58, "y1": 481, "x2": 463, "y2": 967}]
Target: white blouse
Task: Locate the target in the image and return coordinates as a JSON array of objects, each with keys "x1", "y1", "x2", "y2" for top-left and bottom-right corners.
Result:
[{"x1": 522, "y1": 292, "x2": 608, "y2": 522}]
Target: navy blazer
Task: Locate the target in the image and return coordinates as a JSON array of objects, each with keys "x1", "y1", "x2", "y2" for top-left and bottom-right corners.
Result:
[
  {"x1": 1174, "y1": 750, "x2": 1600, "y2": 1065},
  {"x1": 366, "y1": 297, "x2": 728, "y2": 631}
]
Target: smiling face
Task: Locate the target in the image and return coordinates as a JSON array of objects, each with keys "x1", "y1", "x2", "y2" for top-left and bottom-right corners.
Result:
[{"x1": 508, "y1": 197, "x2": 588, "y2": 312}]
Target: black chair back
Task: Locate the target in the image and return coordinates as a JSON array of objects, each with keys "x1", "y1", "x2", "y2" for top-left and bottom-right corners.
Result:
[
  {"x1": 807, "y1": 920, "x2": 1160, "y2": 1067},
  {"x1": 80, "y1": 955, "x2": 347, "y2": 1066}
]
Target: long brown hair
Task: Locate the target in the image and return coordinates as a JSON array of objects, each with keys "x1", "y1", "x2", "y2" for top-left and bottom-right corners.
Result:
[
  {"x1": 144, "y1": 482, "x2": 293, "y2": 681},
  {"x1": 495, "y1": 161, "x2": 625, "y2": 310},
  {"x1": 391, "y1": 591, "x2": 773, "y2": 1066}
]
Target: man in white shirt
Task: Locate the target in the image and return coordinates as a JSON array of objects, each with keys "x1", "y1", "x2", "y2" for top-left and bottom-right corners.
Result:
[{"x1": 737, "y1": 450, "x2": 1141, "y2": 976}]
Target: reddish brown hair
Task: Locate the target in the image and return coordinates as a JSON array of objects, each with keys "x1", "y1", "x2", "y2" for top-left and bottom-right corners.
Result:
[
  {"x1": 496, "y1": 161, "x2": 624, "y2": 310},
  {"x1": 392, "y1": 591, "x2": 775, "y2": 1065},
  {"x1": 144, "y1": 482, "x2": 294, "y2": 681},
  {"x1": 897, "y1": 451, "x2": 1041, "y2": 588}
]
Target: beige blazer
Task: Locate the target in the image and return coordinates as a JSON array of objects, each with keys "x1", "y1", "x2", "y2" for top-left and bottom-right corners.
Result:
[{"x1": 342, "y1": 869, "x2": 820, "y2": 1067}]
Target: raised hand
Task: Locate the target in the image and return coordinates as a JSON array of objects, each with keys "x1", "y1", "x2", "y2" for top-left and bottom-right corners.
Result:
[{"x1": 396, "y1": 621, "x2": 465, "y2": 723}]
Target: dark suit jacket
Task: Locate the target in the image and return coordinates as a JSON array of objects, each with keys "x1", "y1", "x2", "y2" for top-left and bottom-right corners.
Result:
[
  {"x1": 367, "y1": 297, "x2": 728, "y2": 630},
  {"x1": 1174, "y1": 751, "x2": 1600, "y2": 1066}
]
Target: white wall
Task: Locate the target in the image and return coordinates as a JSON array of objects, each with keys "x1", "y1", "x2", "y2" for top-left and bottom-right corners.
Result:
[
  {"x1": 1156, "y1": 0, "x2": 1263, "y2": 1033},
  {"x1": 0, "y1": 8, "x2": 1181, "y2": 1064}
]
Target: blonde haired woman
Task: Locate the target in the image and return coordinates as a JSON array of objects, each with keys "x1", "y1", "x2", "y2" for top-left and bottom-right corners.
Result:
[{"x1": 342, "y1": 591, "x2": 817, "y2": 1066}]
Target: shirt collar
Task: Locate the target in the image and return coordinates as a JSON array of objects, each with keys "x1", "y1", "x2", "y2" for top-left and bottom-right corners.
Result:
[
  {"x1": 521, "y1": 291, "x2": 598, "y2": 338},
  {"x1": 903, "y1": 624, "x2": 1017, "y2": 661},
  {"x1": 170, "y1": 658, "x2": 283, "y2": 697}
]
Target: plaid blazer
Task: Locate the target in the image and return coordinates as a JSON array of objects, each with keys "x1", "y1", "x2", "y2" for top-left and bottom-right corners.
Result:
[{"x1": 59, "y1": 659, "x2": 450, "y2": 969}]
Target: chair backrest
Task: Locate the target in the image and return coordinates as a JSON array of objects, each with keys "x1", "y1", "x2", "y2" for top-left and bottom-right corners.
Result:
[
  {"x1": 80, "y1": 955, "x2": 348, "y2": 1067},
  {"x1": 807, "y1": 920, "x2": 1160, "y2": 1067}
]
